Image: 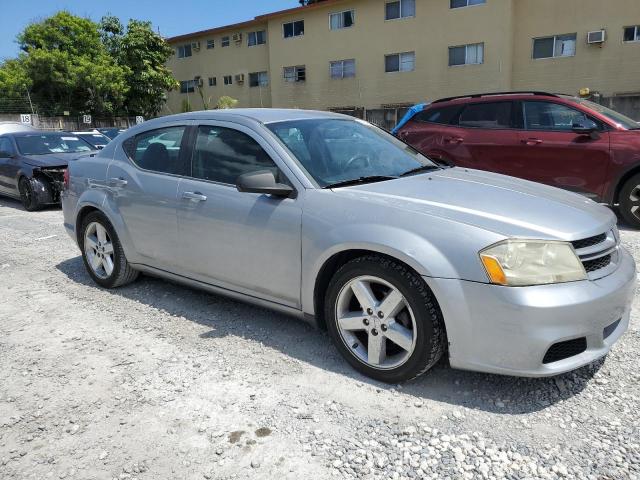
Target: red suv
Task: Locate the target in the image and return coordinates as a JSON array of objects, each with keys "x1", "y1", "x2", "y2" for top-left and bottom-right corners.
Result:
[{"x1": 396, "y1": 92, "x2": 640, "y2": 227}]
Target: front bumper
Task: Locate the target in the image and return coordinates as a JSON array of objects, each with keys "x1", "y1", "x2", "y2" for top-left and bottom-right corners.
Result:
[{"x1": 427, "y1": 247, "x2": 636, "y2": 377}]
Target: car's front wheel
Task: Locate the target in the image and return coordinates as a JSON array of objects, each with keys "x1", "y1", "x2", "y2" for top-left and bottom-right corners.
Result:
[
  {"x1": 18, "y1": 177, "x2": 42, "y2": 211},
  {"x1": 80, "y1": 211, "x2": 139, "y2": 288},
  {"x1": 619, "y1": 174, "x2": 640, "y2": 229},
  {"x1": 325, "y1": 255, "x2": 446, "y2": 383}
]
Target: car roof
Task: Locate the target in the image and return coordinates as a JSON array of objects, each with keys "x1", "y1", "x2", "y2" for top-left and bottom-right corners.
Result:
[
  {"x1": 9, "y1": 130, "x2": 67, "y2": 137},
  {"x1": 430, "y1": 91, "x2": 578, "y2": 107}
]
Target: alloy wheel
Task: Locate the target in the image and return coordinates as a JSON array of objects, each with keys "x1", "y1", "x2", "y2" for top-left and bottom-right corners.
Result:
[
  {"x1": 84, "y1": 222, "x2": 115, "y2": 279},
  {"x1": 335, "y1": 275, "x2": 417, "y2": 370},
  {"x1": 629, "y1": 185, "x2": 640, "y2": 221}
]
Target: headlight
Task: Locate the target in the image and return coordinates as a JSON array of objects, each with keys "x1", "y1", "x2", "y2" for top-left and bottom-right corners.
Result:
[{"x1": 480, "y1": 240, "x2": 587, "y2": 287}]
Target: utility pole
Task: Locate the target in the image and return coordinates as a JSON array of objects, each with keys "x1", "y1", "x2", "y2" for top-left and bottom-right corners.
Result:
[{"x1": 24, "y1": 84, "x2": 34, "y2": 115}]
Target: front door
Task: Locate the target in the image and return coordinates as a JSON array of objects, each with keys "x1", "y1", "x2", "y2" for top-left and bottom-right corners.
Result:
[
  {"x1": 106, "y1": 124, "x2": 190, "y2": 271},
  {"x1": 514, "y1": 100, "x2": 611, "y2": 199},
  {"x1": 0, "y1": 137, "x2": 18, "y2": 195},
  {"x1": 177, "y1": 123, "x2": 302, "y2": 308}
]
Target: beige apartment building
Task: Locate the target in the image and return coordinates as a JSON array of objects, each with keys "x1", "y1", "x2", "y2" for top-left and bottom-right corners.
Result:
[{"x1": 164, "y1": 0, "x2": 640, "y2": 119}]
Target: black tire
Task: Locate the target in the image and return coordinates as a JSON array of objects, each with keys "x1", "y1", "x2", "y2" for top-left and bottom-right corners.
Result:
[
  {"x1": 18, "y1": 177, "x2": 41, "y2": 211},
  {"x1": 324, "y1": 255, "x2": 446, "y2": 383},
  {"x1": 79, "y1": 211, "x2": 139, "y2": 288},
  {"x1": 619, "y1": 174, "x2": 640, "y2": 229}
]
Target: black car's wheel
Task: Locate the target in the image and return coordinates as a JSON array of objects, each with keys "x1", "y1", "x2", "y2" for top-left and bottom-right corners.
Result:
[
  {"x1": 325, "y1": 255, "x2": 446, "y2": 383},
  {"x1": 18, "y1": 177, "x2": 41, "y2": 211},
  {"x1": 618, "y1": 174, "x2": 640, "y2": 229},
  {"x1": 80, "y1": 211, "x2": 139, "y2": 288}
]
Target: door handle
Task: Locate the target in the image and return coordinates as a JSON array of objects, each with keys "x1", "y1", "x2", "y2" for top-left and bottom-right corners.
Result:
[
  {"x1": 182, "y1": 191, "x2": 207, "y2": 202},
  {"x1": 444, "y1": 137, "x2": 464, "y2": 144},
  {"x1": 521, "y1": 138, "x2": 543, "y2": 145},
  {"x1": 107, "y1": 177, "x2": 128, "y2": 187}
]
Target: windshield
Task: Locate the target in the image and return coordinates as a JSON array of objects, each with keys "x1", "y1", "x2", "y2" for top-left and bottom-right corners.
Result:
[
  {"x1": 16, "y1": 134, "x2": 94, "y2": 155},
  {"x1": 574, "y1": 99, "x2": 640, "y2": 130},
  {"x1": 77, "y1": 133, "x2": 109, "y2": 148},
  {"x1": 266, "y1": 118, "x2": 437, "y2": 187}
]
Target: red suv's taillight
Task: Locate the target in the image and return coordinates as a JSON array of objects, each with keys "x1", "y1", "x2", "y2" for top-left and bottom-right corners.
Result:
[{"x1": 63, "y1": 168, "x2": 69, "y2": 190}]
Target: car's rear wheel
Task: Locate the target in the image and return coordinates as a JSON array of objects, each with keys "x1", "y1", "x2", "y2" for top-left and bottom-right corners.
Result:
[
  {"x1": 618, "y1": 174, "x2": 640, "y2": 229},
  {"x1": 80, "y1": 211, "x2": 139, "y2": 288},
  {"x1": 325, "y1": 255, "x2": 446, "y2": 383},
  {"x1": 18, "y1": 177, "x2": 42, "y2": 211}
]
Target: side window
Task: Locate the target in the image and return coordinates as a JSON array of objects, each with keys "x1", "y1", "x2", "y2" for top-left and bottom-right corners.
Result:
[
  {"x1": 523, "y1": 102, "x2": 593, "y2": 131},
  {"x1": 191, "y1": 126, "x2": 280, "y2": 185},
  {"x1": 0, "y1": 137, "x2": 14, "y2": 156},
  {"x1": 414, "y1": 105, "x2": 461, "y2": 125},
  {"x1": 126, "y1": 126, "x2": 187, "y2": 175},
  {"x1": 458, "y1": 102, "x2": 513, "y2": 129}
]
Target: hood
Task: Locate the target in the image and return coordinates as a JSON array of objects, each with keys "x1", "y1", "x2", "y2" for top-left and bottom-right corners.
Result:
[
  {"x1": 338, "y1": 168, "x2": 616, "y2": 240},
  {"x1": 22, "y1": 151, "x2": 96, "y2": 168}
]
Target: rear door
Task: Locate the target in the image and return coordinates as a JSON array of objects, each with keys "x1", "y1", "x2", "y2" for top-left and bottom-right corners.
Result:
[
  {"x1": 106, "y1": 123, "x2": 191, "y2": 271},
  {"x1": 514, "y1": 100, "x2": 610, "y2": 199}
]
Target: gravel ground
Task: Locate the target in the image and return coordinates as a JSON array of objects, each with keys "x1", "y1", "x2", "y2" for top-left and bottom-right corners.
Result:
[{"x1": 0, "y1": 197, "x2": 639, "y2": 480}]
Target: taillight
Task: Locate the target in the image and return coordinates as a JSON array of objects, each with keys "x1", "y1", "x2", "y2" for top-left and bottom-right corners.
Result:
[{"x1": 63, "y1": 168, "x2": 70, "y2": 190}]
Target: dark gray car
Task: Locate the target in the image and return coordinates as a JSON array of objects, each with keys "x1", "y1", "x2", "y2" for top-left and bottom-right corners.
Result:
[{"x1": 0, "y1": 131, "x2": 97, "y2": 210}]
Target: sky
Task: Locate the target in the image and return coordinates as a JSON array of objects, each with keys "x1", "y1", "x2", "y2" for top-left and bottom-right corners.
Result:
[{"x1": 0, "y1": 0, "x2": 297, "y2": 60}]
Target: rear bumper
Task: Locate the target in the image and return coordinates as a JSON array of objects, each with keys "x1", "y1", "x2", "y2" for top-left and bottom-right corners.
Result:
[{"x1": 426, "y1": 247, "x2": 636, "y2": 377}]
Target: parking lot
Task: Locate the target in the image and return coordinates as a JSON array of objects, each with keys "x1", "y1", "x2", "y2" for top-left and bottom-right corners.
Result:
[{"x1": 0, "y1": 196, "x2": 639, "y2": 480}]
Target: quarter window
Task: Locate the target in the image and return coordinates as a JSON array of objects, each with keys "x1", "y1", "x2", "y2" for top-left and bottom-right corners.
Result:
[
  {"x1": 206, "y1": 39, "x2": 215, "y2": 49},
  {"x1": 624, "y1": 26, "x2": 640, "y2": 42},
  {"x1": 283, "y1": 20, "x2": 305, "y2": 38},
  {"x1": 385, "y1": 52, "x2": 415, "y2": 73},
  {"x1": 450, "y1": 0, "x2": 486, "y2": 8},
  {"x1": 533, "y1": 34, "x2": 576, "y2": 59},
  {"x1": 385, "y1": 0, "x2": 415, "y2": 20},
  {"x1": 458, "y1": 102, "x2": 513, "y2": 129},
  {"x1": 191, "y1": 126, "x2": 279, "y2": 185},
  {"x1": 126, "y1": 126, "x2": 187, "y2": 175},
  {"x1": 449, "y1": 43, "x2": 484, "y2": 66},
  {"x1": 179, "y1": 80, "x2": 196, "y2": 93},
  {"x1": 330, "y1": 59, "x2": 356, "y2": 79},
  {"x1": 223, "y1": 75, "x2": 233, "y2": 85},
  {"x1": 249, "y1": 71, "x2": 269, "y2": 87},
  {"x1": 221, "y1": 36, "x2": 230, "y2": 47},
  {"x1": 284, "y1": 66, "x2": 306, "y2": 82},
  {"x1": 330, "y1": 10, "x2": 355, "y2": 30},
  {"x1": 177, "y1": 44, "x2": 192, "y2": 58},
  {"x1": 248, "y1": 30, "x2": 267, "y2": 46},
  {"x1": 523, "y1": 102, "x2": 591, "y2": 131}
]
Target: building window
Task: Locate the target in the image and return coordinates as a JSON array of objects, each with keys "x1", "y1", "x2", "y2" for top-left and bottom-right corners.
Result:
[
  {"x1": 532, "y1": 34, "x2": 576, "y2": 59},
  {"x1": 330, "y1": 59, "x2": 356, "y2": 79},
  {"x1": 450, "y1": 0, "x2": 486, "y2": 8},
  {"x1": 177, "y1": 44, "x2": 192, "y2": 58},
  {"x1": 221, "y1": 36, "x2": 230, "y2": 47},
  {"x1": 206, "y1": 39, "x2": 215, "y2": 49},
  {"x1": 208, "y1": 77, "x2": 217, "y2": 87},
  {"x1": 283, "y1": 20, "x2": 305, "y2": 38},
  {"x1": 385, "y1": 52, "x2": 415, "y2": 73},
  {"x1": 624, "y1": 26, "x2": 640, "y2": 42},
  {"x1": 385, "y1": 0, "x2": 415, "y2": 20},
  {"x1": 284, "y1": 66, "x2": 306, "y2": 82},
  {"x1": 249, "y1": 71, "x2": 269, "y2": 87},
  {"x1": 224, "y1": 75, "x2": 233, "y2": 85},
  {"x1": 330, "y1": 10, "x2": 354, "y2": 30},
  {"x1": 248, "y1": 30, "x2": 267, "y2": 46},
  {"x1": 180, "y1": 80, "x2": 196, "y2": 93},
  {"x1": 449, "y1": 43, "x2": 484, "y2": 66}
]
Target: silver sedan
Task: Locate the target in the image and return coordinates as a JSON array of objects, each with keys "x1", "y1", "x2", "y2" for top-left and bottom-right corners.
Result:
[{"x1": 61, "y1": 109, "x2": 636, "y2": 383}]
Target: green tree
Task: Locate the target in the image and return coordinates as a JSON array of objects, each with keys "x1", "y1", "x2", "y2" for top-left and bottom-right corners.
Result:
[{"x1": 100, "y1": 16, "x2": 178, "y2": 117}]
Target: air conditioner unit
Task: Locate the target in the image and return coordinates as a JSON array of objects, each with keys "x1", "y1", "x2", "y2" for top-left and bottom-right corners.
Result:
[
  {"x1": 235, "y1": 73, "x2": 245, "y2": 84},
  {"x1": 587, "y1": 30, "x2": 606, "y2": 44},
  {"x1": 232, "y1": 33, "x2": 243, "y2": 43},
  {"x1": 191, "y1": 41, "x2": 201, "y2": 51}
]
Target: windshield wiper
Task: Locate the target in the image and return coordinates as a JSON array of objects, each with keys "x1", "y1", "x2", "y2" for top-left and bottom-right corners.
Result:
[
  {"x1": 399, "y1": 165, "x2": 442, "y2": 177},
  {"x1": 323, "y1": 175, "x2": 398, "y2": 189}
]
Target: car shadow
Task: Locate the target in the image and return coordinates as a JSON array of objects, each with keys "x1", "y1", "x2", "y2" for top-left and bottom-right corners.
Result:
[{"x1": 56, "y1": 255, "x2": 603, "y2": 415}]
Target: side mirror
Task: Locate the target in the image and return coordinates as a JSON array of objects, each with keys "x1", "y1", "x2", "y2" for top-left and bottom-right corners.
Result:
[
  {"x1": 572, "y1": 119, "x2": 599, "y2": 135},
  {"x1": 236, "y1": 170, "x2": 294, "y2": 198}
]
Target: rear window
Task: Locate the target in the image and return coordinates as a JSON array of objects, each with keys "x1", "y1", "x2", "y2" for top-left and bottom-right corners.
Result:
[
  {"x1": 413, "y1": 105, "x2": 461, "y2": 125},
  {"x1": 458, "y1": 102, "x2": 513, "y2": 129}
]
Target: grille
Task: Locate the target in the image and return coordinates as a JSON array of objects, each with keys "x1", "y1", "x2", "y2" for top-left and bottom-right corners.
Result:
[
  {"x1": 543, "y1": 337, "x2": 587, "y2": 364},
  {"x1": 571, "y1": 233, "x2": 607, "y2": 250},
  {"x1": 583, "y1": 255, "x2": 612, "y2": 273},
  {"x1": 603, "y1": 319, "x2": 621, "y2": 340}
]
